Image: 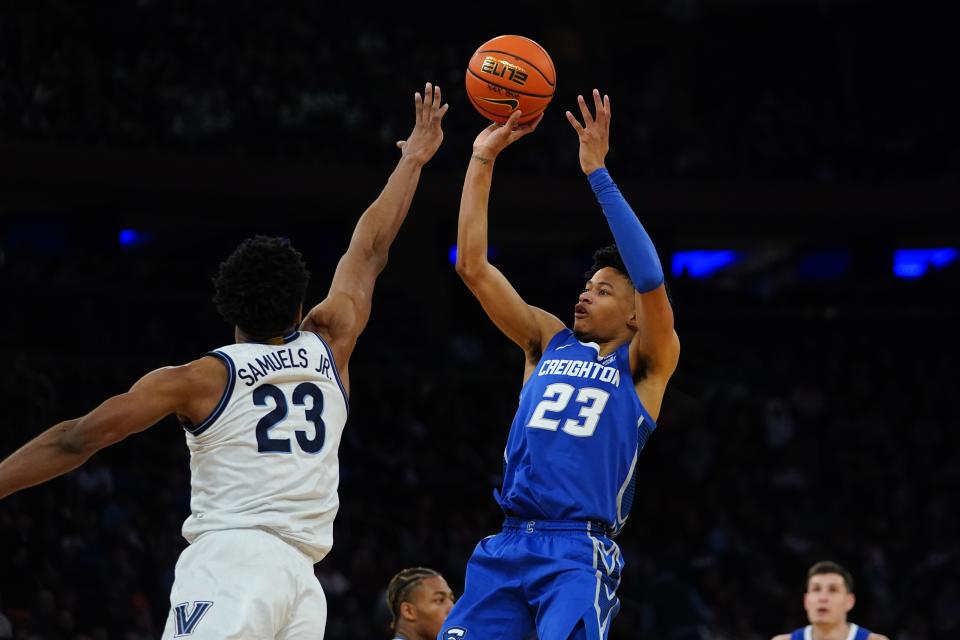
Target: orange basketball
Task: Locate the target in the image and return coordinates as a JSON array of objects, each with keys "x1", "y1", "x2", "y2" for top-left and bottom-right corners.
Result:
[{"x1": 465, "y1": 35, "x2": 556, "y2": 125}]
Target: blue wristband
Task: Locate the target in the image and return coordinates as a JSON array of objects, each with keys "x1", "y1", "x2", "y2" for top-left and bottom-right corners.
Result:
[{"x1": 587, "y1": 168, "x2": 664, "y2": 293}]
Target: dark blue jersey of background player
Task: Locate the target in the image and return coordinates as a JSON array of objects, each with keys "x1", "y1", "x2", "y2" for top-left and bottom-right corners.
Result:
[{"x1": 442, "y1": 91, "x2": 680, "y2": 640}]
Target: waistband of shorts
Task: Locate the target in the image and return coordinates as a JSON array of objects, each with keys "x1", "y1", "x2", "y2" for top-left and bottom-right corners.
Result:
[{"x1": 503, "y1": 517, "x2": 613, "y2": 535}]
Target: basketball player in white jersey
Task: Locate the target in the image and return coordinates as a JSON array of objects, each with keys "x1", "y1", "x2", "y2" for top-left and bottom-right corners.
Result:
[
  {"x1": 772, "y1": 561, "x2": 890, "y2": 640},
  {"x1": 0, "y1": 82, "x2": 448, "y2": 639}
]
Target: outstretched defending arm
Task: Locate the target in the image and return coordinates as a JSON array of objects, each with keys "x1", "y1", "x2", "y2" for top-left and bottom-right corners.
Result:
[
  {"x1": 300, "y1": 83, "x2": 448, "y2": 389},
  {"x1": 0, "y1": 358, "x2": 222, "y2": 499},
  {"x1": 567, "y1": 89, "x2": 680, "y2": 419}
]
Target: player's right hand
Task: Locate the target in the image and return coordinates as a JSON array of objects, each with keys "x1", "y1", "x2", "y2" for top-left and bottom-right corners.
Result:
[
  {"x1": 397, "y1": 82, "x2": 449, "y2": 165},
  {"x1": 472, "y1": 110, "x2": 543, "y2": 160}
]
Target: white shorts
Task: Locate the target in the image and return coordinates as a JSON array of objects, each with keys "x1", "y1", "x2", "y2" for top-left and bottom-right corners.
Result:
[{"x1": 161, "y1": 528, "x2": 327, "y2": 639}]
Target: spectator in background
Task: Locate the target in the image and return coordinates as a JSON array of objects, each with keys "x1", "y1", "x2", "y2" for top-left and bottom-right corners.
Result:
[
  {"x1": 385, "y1": 567, "x2": 455, "y2": 640},
  {"x1": 771, "y1": 561, "x2": 890, "y2": 640}
]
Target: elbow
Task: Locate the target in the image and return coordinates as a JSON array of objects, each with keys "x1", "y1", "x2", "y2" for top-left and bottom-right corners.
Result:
[
  {"x1": 56, "y1": 419, "x2": 99, "y2": 458},
  {"x1": 455, "y1": 259, "x2": 483, "y2": 286},
  {"x1": 454, "y1": 259, "x2": 471, "y2": 281},
  {"x1": 373, "y1": 251, "x2": 389, "y2": 275},
  {"x1": 361, "y1": 244, "x2": 389, "y2": 276},
  {"x1": 59, "y1": 416, "x2": 117, "y2": 458}
]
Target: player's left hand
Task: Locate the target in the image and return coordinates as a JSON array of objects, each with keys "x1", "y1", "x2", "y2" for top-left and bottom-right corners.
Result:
[
  {"x1": 566, "y1": 89, "x2": 610, "y2": 175},
  {"x1": 397, "y1": 82, "x2": 449, "y2": 165}
]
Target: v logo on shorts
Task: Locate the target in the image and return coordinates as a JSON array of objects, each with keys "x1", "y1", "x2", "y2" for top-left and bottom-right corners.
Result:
[{"x1": 174, "y1": 601, "x2": 213, "y2": 637}]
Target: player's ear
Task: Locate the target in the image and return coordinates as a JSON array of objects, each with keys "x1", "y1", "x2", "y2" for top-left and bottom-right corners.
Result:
[
  {"x1": 844, "y1": 592, "x2": 855, "y2": 613},
  {"x1": 400, "y1": 600, "x2": 416, "y2": 622}
]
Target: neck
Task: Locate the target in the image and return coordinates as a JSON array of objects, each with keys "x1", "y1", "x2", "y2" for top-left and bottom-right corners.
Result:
[
  {"x1": 574, "y1": 333, "x2": 630, "y2": 358},
  {"x1": 392, "y1": 626, "x2": 420, "y2": 640},
  {"x1": 812, "y1": 622, "x2": 850, "y2": 640},
  {"x1": 235, "y1": 326, "x2": 295, "y2": 345},
  {"x1": 597, "y1": 337, "x2": 629, "y2": 357}
]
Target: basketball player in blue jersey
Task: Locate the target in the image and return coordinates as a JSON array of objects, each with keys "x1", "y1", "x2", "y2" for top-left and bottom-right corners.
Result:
[
  {"x1": 440, "y1": 89, "x2": 681, "y2": 640},
  {"x1": 772, "y1": 561, "x2": 889, "y2": 640},
  {"x1": 0, "y1": 83, "x2": 448, "y2": 639}
]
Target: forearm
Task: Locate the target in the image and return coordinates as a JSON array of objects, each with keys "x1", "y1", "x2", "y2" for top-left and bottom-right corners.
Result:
[
  {"x1": 353, "y1": 155, "x2": 424, "y2": 262},
  {"x1": 0, "y1": 419, "x2": 91, "y2": 499},
  {"x1": 456, "y1": 154, "x2": 495, "y2": 275},
  {"x1": 588, "y1": 168, "x2": 664, "y2": 292}
]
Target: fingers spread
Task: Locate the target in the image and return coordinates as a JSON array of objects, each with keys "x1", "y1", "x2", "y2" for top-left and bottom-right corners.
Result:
[{"x1": 565, "y1": 110, "x2": 584, "y2": 134}]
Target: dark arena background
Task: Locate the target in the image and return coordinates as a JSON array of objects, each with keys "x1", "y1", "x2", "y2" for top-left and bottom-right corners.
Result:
[{"x1": 1, "y1": 2, "x2": 958, "y2": 638}]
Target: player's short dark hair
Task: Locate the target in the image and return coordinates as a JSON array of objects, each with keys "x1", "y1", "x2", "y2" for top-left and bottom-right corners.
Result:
[
  {"x1": 386, "y1": 566, "x2": 441, "y2": 629},
  {"x1": 585, "y1": 244, "x2": 631, "y2": 285},
  {"x1": 212, "y1": 235, "x2": 310, "y2": 338},
  {"x1": 807, "y1": 560, "x2": 854, "y2": 592}
]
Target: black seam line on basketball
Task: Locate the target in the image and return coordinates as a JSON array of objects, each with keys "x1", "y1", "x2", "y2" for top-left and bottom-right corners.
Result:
[
  {"x1": 466, "y1": 69, "x2": 555, "y2": 98},
  {"x1": 474, "y1": 49, "x2": 556, "y2": 86}
]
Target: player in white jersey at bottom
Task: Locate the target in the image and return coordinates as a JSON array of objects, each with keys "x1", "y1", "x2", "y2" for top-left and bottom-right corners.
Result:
[{"x1": 0, "y1": 82, "x2": 448, "y2": 639}]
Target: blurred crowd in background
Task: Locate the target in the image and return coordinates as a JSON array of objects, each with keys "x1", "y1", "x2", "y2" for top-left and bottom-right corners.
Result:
[{"x1": 2, "y1": 1, "x2": 957, "y2": 181}]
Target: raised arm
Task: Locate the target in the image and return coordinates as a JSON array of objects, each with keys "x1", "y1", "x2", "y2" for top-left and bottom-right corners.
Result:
[
  {"x1": 0, "y1": 357, "x2": 224, "y2": 499},
  {"x1": 455, "y1": 110, "x2": 564, "y2": 371},
  {"x1": 566, "y1": 90, "x2": 680, "y2": 419},
  {"x1": 300, "y1": 83, "x2": 448, "y2": 385}
]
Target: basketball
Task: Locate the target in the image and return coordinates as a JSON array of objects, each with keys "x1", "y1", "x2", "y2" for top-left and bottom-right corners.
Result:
[{"x1": 465, "y1": 35, "x2": 556, "y2": 125}]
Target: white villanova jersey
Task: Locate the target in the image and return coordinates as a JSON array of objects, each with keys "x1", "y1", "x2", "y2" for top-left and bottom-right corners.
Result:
[{"x1": 180, "y1": 330, "x2": 348, "y2": 562}]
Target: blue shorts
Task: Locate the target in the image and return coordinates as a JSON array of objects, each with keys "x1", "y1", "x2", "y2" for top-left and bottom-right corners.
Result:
[{"x1": 439, "y1": 518, "x2": 623, "y2": 640}]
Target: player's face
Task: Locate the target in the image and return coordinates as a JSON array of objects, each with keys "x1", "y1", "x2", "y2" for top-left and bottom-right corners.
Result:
[
  {"x1": 410, "y1": 576, "x2": 455, "y2": 638},
  {"x1": 573, "y1": 267, "x2": 636, "y2": 342},
  {"x1": 803, "y1": 573, "x2": 854, "y2": 626}
]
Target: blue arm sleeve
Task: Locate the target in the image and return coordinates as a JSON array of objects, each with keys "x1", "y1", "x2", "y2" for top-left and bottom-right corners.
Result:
[{"x1": 587, "y1": 168, "x2": 664, "y2": 293}]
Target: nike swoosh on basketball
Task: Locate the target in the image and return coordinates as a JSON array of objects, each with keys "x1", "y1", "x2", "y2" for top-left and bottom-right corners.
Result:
[{"x1": 478, "y1": 97, "x2": 519, "y2": 110}]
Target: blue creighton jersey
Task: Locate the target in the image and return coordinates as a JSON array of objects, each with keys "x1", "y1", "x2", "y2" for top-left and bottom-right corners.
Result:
[{"x1": 498, "y1": 329, "x2": 656, "y2": 535}]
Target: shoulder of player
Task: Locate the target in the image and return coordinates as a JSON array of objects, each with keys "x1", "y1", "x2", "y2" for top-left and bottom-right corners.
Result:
[{"x1": 155, "y1": 356, "x2": 228, "y2": 393}]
